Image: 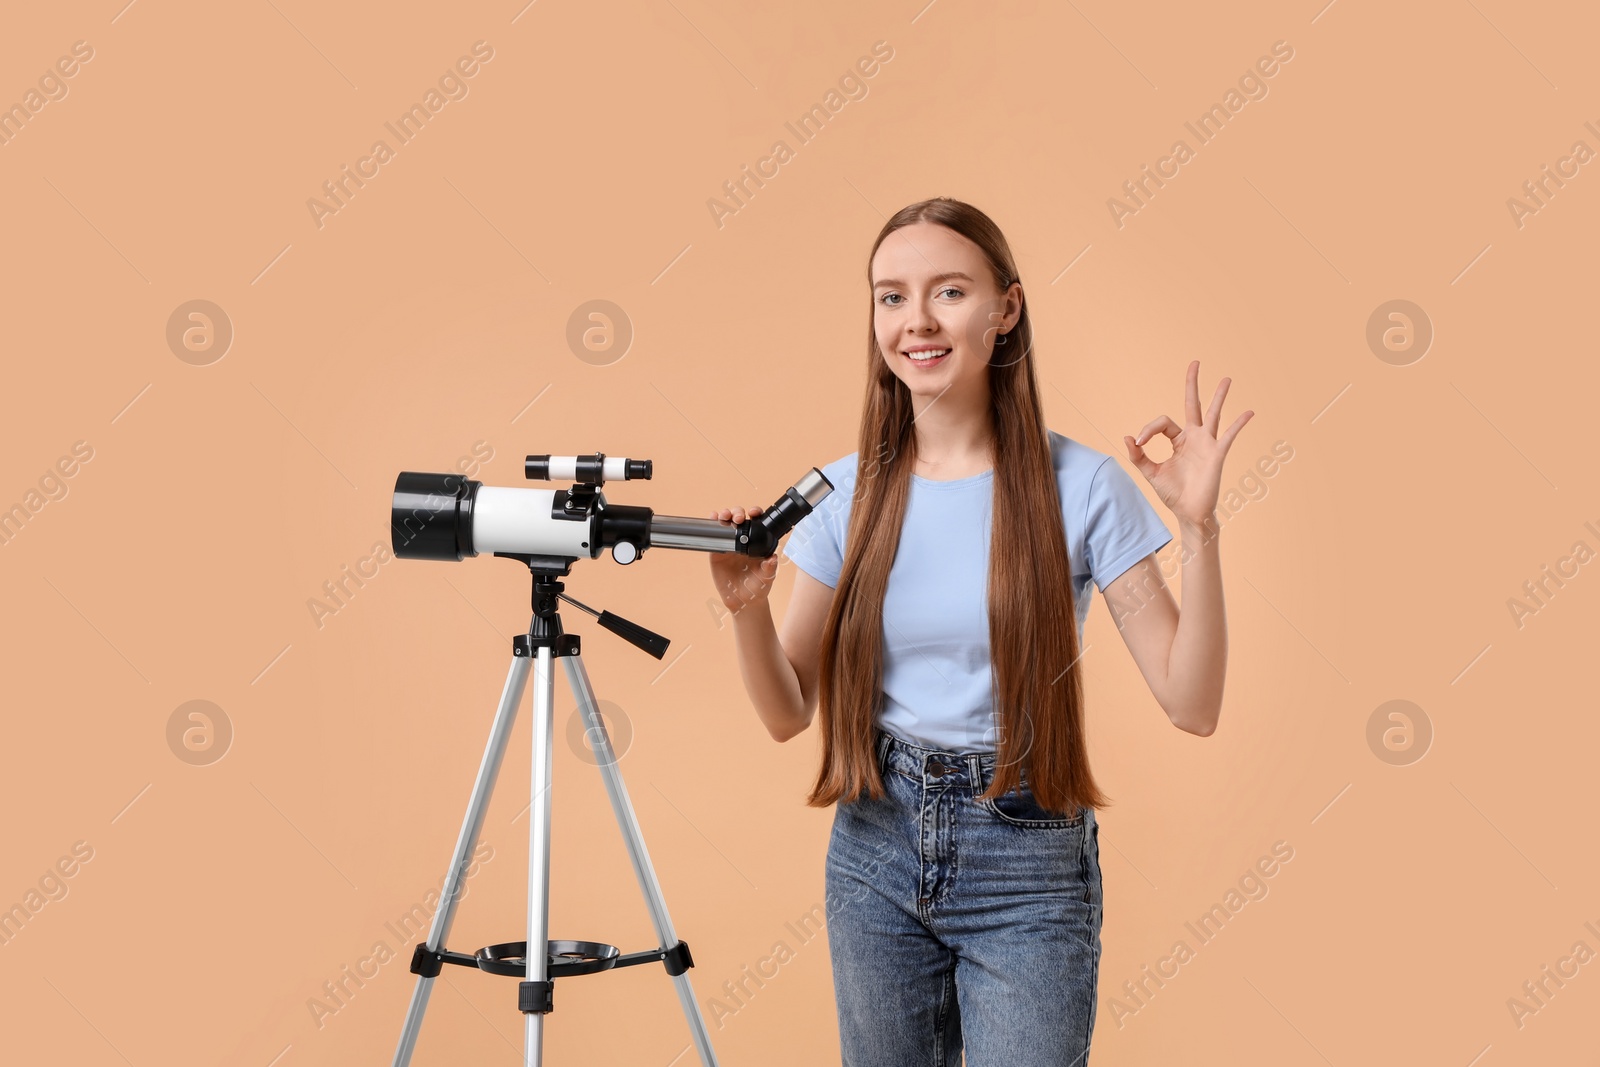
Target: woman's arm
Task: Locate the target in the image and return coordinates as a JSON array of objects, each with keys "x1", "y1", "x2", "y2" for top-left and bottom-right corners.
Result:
[
  {"x1": 1111, "y1": 360, "x2": 1252, "y2": 736},
  {"x1": 710, "y1": 505, "x2": 833, "y2": 743},
  {"x1": 1102, "y1": 518, "x2": 1226, "y2": 735}
]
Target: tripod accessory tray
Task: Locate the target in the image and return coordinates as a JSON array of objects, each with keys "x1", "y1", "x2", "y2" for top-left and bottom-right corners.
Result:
[{"x1": 407, "y1": 937, "x2": 696, "y2": 1014}]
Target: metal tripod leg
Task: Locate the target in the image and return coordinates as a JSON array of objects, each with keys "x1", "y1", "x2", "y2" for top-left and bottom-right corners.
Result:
[
  {"x1": 392, "y1": 652, "x2": 531, "y2": 1067},
  {"x1": 524, "y1": 644, "x2": 555, "y2": 1065},
  {"x1": 562, "y1": 650, "x2": 721, "y2": 1067}
]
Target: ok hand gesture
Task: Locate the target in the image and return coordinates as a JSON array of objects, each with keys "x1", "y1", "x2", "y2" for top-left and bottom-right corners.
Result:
[{"x1": 1124, "y1": 360, "x2": 1253, "y2": 527}]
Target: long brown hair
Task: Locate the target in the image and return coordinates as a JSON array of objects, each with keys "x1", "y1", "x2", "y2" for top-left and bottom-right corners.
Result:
[{"x1": 805, "y1": 197, "x2": 1111, "y2": 816}]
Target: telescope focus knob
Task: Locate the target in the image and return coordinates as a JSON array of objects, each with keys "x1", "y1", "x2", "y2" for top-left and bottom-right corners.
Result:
[{"x1": 612, "y1": 542, "x2": 639, "y2": 565}]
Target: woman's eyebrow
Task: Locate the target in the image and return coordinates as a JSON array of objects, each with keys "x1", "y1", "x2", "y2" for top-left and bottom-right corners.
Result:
[{"x1": 872, "y1": 271, "x2": 975, "y2": 289}]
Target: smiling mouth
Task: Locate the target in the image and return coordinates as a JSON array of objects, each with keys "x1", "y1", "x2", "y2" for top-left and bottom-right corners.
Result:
[{"x1": 905, "y1": 348, "x2": 951, "y2": 365}]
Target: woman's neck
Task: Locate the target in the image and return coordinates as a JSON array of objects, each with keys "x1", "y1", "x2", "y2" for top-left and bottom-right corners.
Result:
[
  {"x1": 910, "y1": 415, "x2": 994, "y2": 477},
  {"x1": 904, "y1": 373, "x2": 995, "y2": 477}
]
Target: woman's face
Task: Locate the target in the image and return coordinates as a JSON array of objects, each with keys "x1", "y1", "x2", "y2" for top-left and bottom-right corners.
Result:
[{"x1": 870, "y1": 221, "x2": 1022, "y2": 401}]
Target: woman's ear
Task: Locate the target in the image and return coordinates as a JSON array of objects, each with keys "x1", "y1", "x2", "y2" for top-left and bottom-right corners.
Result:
[{"x1": 1001, "y1": 281, "x2": 1023, "y2": 332}]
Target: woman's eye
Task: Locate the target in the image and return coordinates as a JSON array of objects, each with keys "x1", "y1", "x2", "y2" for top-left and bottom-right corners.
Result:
[{"x1": 878, "y1": 289, "x2": 961, "y2": 305}]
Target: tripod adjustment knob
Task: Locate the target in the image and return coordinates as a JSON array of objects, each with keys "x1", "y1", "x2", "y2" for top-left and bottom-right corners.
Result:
[{"x1": 611, "y1": 541, "x2": 638, "y2": 564}]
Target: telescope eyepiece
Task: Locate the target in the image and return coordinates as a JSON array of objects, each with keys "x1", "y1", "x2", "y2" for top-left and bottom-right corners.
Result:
[{"x1": 737, "y1": 468, "x2": 834, "y2": 557}]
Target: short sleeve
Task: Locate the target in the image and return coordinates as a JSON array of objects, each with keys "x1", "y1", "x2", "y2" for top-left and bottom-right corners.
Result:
[
  {"x1": 1083, "y1": 457, "x2": 1173, "y2": 592},
  {"x1": 782, "y1": 495, "x2": 844, "y2": 588}
]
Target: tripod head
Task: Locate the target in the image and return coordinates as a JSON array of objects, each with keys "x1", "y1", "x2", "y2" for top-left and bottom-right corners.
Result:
[{"x1": 389, "y1": 452, "x2": 834, "y2": 659}]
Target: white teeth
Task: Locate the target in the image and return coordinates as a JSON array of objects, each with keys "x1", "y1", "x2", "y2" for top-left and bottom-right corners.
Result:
[{"x1": 907, "y1": 349, "x2": 950, "y2": 360}]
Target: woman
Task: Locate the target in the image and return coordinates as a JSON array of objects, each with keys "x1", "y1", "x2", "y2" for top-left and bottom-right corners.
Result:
[{"x1": 708, "y1": 197, "x2": 1249, "y2": 1066}]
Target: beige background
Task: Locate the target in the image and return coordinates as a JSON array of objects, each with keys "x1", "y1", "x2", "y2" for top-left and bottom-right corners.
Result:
[{"x1": 2, "y1": 0, "x2": 1596, "y2": 1063}]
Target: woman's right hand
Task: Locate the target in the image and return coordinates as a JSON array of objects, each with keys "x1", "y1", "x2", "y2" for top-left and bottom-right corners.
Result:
[{"x1": 708, "y1": 505, "x2": 781, "y2": 615}]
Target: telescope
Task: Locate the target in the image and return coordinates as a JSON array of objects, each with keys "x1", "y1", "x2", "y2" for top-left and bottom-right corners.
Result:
[
  {"x1": 385, "y1": 452, "x2": 835, "y2": 1067},
  {"x1": 391, "y1": 452, "x2": 833, "y2": 568},
  {"x1": 390, "y1": 453, "x2": 835, "y2": 660}
]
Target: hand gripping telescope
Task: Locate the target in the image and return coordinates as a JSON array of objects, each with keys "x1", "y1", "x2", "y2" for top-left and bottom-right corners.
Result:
[{"x1": 385, "y1": 453, "x2": 832, "y2": 1067}]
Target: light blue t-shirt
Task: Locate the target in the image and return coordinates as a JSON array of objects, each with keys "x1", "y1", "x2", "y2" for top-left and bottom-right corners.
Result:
[{"x1": 781, "y1": 429, "x2": 1173, "y2": 753}]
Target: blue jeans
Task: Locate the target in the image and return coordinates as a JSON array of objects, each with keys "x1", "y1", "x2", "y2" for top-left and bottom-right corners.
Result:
[{"x1": 825, "y1": 728, "x2": 1103, "y2": 1066}]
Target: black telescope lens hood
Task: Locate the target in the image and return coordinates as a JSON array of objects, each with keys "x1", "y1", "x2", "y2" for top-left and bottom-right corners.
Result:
[{"x1": 392, "y1": 471, "x2": 481, "y2": 561}]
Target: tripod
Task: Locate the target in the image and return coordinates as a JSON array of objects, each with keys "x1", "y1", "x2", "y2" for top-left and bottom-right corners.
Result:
[{"x1": 391, "y1": 554, "x2": 722, "y2": 1066}]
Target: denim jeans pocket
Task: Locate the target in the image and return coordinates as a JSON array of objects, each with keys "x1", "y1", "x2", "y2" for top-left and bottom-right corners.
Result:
[{"x1": 974, "y1": 781, "x2": 1084, "y2": 829}]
